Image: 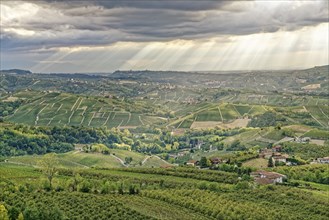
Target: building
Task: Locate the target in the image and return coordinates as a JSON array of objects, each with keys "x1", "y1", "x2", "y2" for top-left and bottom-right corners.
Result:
[
  {"x1": 186, "y1": 160, "x2": 199, "y2": 166},
  {"x1": 251, "y1": 171, "x2": 286, "y2": 185},
  {"x1": 210, "y1": 157, "x2": 222, "y2": 165},
  {"x1": 272, "y1": 145, "x2": 282, "y2": 152},
  {"x1": 294, "y1": 137, "x2": 310, "y2": 143},
  {"x1": 272, "y1": 154, "x2": 288, "y2": 165},
  {"x1": 317, "y1": 157, "x2": 329, "y2": 164}
]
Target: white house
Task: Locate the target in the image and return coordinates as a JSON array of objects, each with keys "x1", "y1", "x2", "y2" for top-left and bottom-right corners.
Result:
[{"x1": 317, "y1": 157, "x2": 329, "y2": 164}]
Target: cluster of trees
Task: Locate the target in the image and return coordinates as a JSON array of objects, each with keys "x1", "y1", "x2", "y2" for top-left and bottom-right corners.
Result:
[
  {"x1": 0, "y1": 125, "x2": 149, "y2": 156},
  {"x1": 248, "y1": 112, "x2": 287, "y2": 127},
  {"x1": 273, "y1": 164, "x2": 329, "y2": 184},
  {"x1": 0, "y1": 191, "x2": 152, "y2": 220},
  {"x1": 0, "y1": 100, "x2": 23, "y2": 117},
  {"x1": 227, "y1": 140, "x2": 247, "y2": 151},
  {"x1": 142, "y1": 186, "x2": 329, "y2": 220},
  {"x1": 117, "y1": 167, "x2": 239, "y2": 184},
  {"x1": 282, "y1": 142, "x2": 329, "y2": 160},
  {"x1": 1, "y1": 158, "x2": 328, "y2": 220},
  {"x1": 0, "y1": 123, "x2": 251, "y2": 157},
  {"x1": 0, "y1": 128, "x2": 74, "y2": 156}
]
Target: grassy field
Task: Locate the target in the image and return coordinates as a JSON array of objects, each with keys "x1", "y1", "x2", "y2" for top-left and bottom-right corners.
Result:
[
  {"x1": 7, "y1": 152, "x2": 123, "y2": 168},
  {"x1": 304, "y1": 105, "x2": 329, "y2": 128},
  {"x1": 142, "y1": 156, "x2": 172, "y2": 168},
  {"x1": 243, "y1": 158, "x2": 268, "y2": 169},
  {"x1": 5, "y1": 150, "x2": 170, "y2": 169}
]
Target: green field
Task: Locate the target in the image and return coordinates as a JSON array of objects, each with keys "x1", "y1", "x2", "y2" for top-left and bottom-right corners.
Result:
[
  {"x1": 6, "y1": 150, "x2": 170, "y2": 169},
  {"x1": 1, "y1": 163, "x2": 328, "y2": 220},
  {"x1": 6, "y1": 92, "x2": 166, "y2": 128}
]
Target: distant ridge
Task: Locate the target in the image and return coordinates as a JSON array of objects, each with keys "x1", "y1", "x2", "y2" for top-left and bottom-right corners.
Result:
[{"x1": 0, "y1": 69, "x2": 32, "y2": 75}]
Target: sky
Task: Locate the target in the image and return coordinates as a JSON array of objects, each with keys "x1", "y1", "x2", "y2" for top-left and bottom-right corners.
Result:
[{"x1": 0, "y1": 0, "x2": 328, "y2": 73}]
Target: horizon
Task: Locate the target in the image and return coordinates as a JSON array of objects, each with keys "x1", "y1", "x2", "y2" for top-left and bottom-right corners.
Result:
[
  {"x1": 1, "y1": 1, "x2": 328, "y2": 73},
  {"x1": 2, "y1": 64, "x2": 328, "y2": 75}
]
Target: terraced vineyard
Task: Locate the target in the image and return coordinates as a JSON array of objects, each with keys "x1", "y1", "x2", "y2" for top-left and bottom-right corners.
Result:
[
  {"x1": 7, "y1": 91, "x2": 167, "y2": 129},
  {"x1": 7, "y1": 89, "x2": 328, "y2": 131}
]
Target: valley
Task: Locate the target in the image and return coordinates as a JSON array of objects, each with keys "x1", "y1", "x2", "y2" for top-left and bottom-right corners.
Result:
[{"x1": 0, "y1": 66, "x2": 328, "y2": 220}]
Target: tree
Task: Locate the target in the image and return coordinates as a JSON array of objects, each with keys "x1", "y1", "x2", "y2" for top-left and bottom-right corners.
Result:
[
  {"x1": 17, "y1": 212, "x2": 24, "y2": 220},
  {"x1": 200, "y1": 157, "x2": 209, "y2": 168},
  {"x1": 0, "y1": 204, "x2": 9, "y2": 220},
  {"x1": 38, "y1": 153, "x2": 59, "y2": 189},
  {"x1": 268, "y1": 156, "x2": 274, "y2": 167},
  {"x1": 125, "y1": 157, "x2": 133, "y2": 165},
  {"x1": 79, "y1": 180, "x2": 91, "y2": 193},
  {"x1": 68, "y1": 173, "x2": 83, "y2": 191}
]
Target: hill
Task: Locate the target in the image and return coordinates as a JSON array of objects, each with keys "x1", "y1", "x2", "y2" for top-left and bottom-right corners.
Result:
[
  {"x1": 0, "y1": 163, "x2": 328, "y2": 219},
  {"x1": 5, "y1": 91, "x2": 168, "y2": 128},
  {"x1": 0, "y1": 69, "x2": 32, "y2": 75}
]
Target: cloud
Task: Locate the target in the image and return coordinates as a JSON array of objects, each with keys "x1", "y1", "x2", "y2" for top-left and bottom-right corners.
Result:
[{"x1": 0, "y1": 0, "x2": 328, "y2": 53}]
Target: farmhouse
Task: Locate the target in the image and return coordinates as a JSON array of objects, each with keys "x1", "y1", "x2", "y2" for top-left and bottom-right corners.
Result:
[
  {"x1": 210, "y1": 157, "x2": 222, "y2": 165},
  {"x1": 251, "y1": 171, "x2": 286, "y2": 185},
  {"x1": 272, "y1": 145, "x2": 282, "y2": 152},
  {"x1": 317, "y1": 157, "x2": 329, "y2": 164},
  {"x1": 272, "y1": 153, "x2": 288, "y2": 165},
  {"x1": 186, "y1": 160, "x2": 199, "y2": 166},
  {"x1": 293, "y1": 137, "x2": 310, "y2": 143}
]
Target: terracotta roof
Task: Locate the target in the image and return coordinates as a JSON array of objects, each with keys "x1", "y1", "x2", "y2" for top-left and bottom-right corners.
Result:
[{"x1": 255, "y1": 178, "x2": 274, "y2": 185}]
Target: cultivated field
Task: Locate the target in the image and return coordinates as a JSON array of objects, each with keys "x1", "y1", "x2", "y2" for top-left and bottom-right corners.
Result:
[{"x1": 7, "y1": 92, "x2": 165, "y2": 129}]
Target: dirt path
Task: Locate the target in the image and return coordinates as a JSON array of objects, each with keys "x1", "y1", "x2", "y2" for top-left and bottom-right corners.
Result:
[
  {"x1": 141, "y1": 156, "x2": 151, "y2": 165},
  {"x1": 318, "y1": 106, "x2": 329, "y2": 119},
  {"x1": 110, "y1": 154, "x2": 127, "y2": 167},
  {"x1": 71, "y1": 97, "x2": 80, "y2": 111},
  {"x1": 232, "y1": 105, "x2": 242, "y2": 117},
  {"x1": 55, "y1": 104, "x2": 63, "y2": 113},
  {"x1": 35, "y1": 104, "x2": 48, "y2": 125},
  {"x1": 139, "y1": 116, "x2": 145, "y2": 125},
  {"x1": 303, "y1": 106, "x2": 326, "y2": 127},
  {"x1": 117, "y1": 120, "x2": 124, "y2": 128},
  {"x1": 126, "y1": 113, "x2": 132, "y2": 126},
  {"x1": 153, "y1": 155, "x2": 172, "y2": 165},
  {"x1": 88, "y1": 112, "x2": 95, "y2": 126},
  {"x1": 102, "y1": 112, "x2": 111, "y2": 126},
  {"x1": 141, "y1": 155, "x2": 172, "y2": 166},
  {"x1": 217, "y1": 107, "x2": 224, "y2": 122},
  {"x1": 246, "y1": 105, "x2": 254, "y2": 114},
  {"x1": 68, "y1": 110, "x2": 75, "y2": 124}
]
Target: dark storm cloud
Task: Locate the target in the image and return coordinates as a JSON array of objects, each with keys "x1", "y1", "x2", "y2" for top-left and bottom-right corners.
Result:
[
  {"x1": 1, "y1": 0, "x2": 328, "y2": 52},
  {"x1": 45, "y1": 0, "x2": 228, "y2": 12}
]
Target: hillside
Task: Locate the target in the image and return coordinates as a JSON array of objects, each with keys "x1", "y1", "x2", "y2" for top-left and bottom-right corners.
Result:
[
  {"x1": 0, "y1": 163, "x2": 328, "y2": 219},
  {"x1": 5, "y1": 91, "x2": 168, "y2": 128}
]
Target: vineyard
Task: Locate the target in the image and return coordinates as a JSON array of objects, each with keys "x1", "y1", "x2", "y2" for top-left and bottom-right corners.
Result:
[
  {"x1": 0, "y1": 163, "x2": 328, "y2": 220},
  {"x1": 7, "y1": 91, "x2": 167, "y2": 129}
]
